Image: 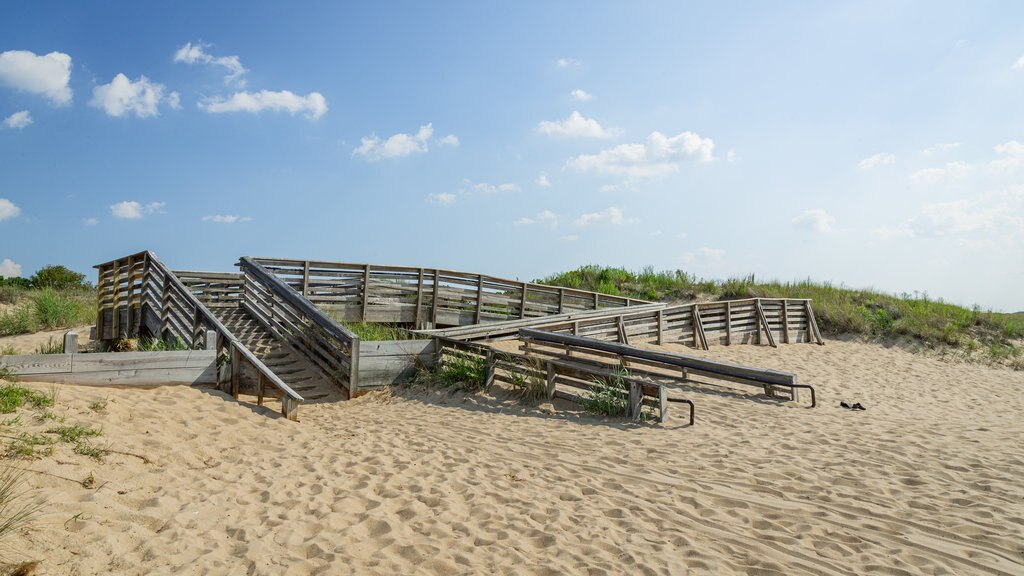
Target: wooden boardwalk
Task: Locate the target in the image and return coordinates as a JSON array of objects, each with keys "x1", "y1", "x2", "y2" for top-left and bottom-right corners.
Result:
[{"x1": 91, "y1": 250, "x2": 825, "y2": 421}]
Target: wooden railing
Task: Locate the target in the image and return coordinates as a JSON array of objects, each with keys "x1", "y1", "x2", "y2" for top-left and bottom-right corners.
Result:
[
  {"x1": 249, "y1": 257, "x2": 649, "y2": 328},
  {"x1": 94, "y1": 251, "x2": 305, "y2": 420},
  {"x1": 238, "y1": 257, "x2": 362, "y2": 396},
  {"x1": 433, "y1": 337, "x2": 691, "y2": 424},
  {"x1": 520, "y1": 328, "x2": 816, "y2": 407},
  {"x1": 535, "y1": 298, "x2": 824, "y2": 349}
]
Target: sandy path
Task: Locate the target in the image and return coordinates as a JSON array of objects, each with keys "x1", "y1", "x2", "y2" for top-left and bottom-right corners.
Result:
[{"x1": 5, "y1": 338, "x2": 1024, "y2": 575}]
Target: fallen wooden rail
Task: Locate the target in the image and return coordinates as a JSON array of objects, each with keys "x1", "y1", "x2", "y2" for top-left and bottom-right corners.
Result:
[
  {"x1": 434, "y1": 337, "x2": 693, "y2": 424},
  {"x1": 519, "y1": 328, "x2": 815, "y2": 407}
]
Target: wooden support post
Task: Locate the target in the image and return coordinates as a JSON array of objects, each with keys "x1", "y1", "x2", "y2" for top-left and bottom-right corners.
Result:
[
  {"x1": 349, "y1": 338, "x2": 360, "y2": 398},
  {"x1": 205, "y1": 330, "x2": 217, "y2": 351},
  {"x1": 484, "y1": 350, "x2": 496, "y2": 389},
  {"x1": 725, "y1": 301, "x2": 732, "y2": 346},
  {"x1": 281, "y1": 396, "x2": 299, "y2": 421},
  {"x1": 361, "y1": 264, "x2": 371, "y2": 322},
  {"x1": 628, "y1": 381, "x2": 643, "y2": 422},
  {"x1": 161, "y1": 272, "x2": 172, "y2": 342},
  {"x1": 572, "y1": 320, "x2": 580, "y2": 336},
  {"x1": 690, "y1": 305, "x2": 700, "y2": 349},
  {"x1": 781, "y1": 300, "x2": 790, "y2": 344},
  {"x1": 302, "y1": 260, "x2": 310, "y2": 297},
  {"x1": 617, "y1": 316, "x2": 629, "y2": 344},
  {"x1": 558, "y1": 288, "x2": 565, "y2": 314},
  {"x1": 805, "y1": 301, "x2": 825, "y2": 345},
  {"x1": 475, "y1": 274, "x2": 484, "y2": 324},
  {"x1": 658, "y1": 385, "x2": 669, "y2": 423},
  {"x1": 257, "y1": 372, "x2": 266, "y2": 406},
  {"x1": 431, "y1": 270, "x2": 440, "y2": 327},
  {"x1": 112, "y1": 259, "x2": 123, "y2": 339},
  {"x1": 63, "y1": 331, "x2": 78, "y2": 354},
  {"x1": 519, "y1": 282, "x2": 528, "y2": 319},
  {"x1": 95, "y1": 264, "x2": 106, "y2": 341},
  {"x1": 230, "y1": 343, "x2": 241, "y2": 399},
  {"x1": 414, "y1": 268, "x2": 424, "y2": 329},
  {"x1": 755, "y1": 299, "x2": 778, "y2": 348},
  {"x1": 656, "y1": 309, "x2": 664, "y2": 345},
  {"x1": 692, "y1": 306, "x2": 709, "y2": 350},
  {"x1": 594, "y1": 293, "x2": 600, "y2": 310},
  {"x1": 545, "y1": 362, "x2": 556, "y2": 399},
  {"x1": 192, "y1": 303, "x2": 202, "y2": 349}
]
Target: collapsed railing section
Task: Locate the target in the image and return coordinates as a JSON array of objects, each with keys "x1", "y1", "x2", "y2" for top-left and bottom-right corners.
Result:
[
  {"x1": 535, "y1": 297, "x2": 824, "y2": 349},
  {"x1": 94, "y1": 251, "x2": 305, "y2": 420},
  {"x1": 433, "y1": 337, "x2": 692, "y2": 425},
  {"x1": 519, "y1": 328, "x2": 815, "y2": 407},
  {"x1": 237, "y1": 257, "x2": 362, "y2": 397},
  {"x1": 248, "y1": 257, "x2": 649, "y2": 328}
]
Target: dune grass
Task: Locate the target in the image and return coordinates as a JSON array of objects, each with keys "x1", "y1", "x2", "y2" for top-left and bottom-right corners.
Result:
[
  {"x1": 336, "y1": 321, "x2": 424, "y2": 341},
  {"x1": 538, "y1": 265, "x2": 1024, "y2": 364},
  {"x1": 0, "y1": 286, "x2": 95, "y2": 337}
]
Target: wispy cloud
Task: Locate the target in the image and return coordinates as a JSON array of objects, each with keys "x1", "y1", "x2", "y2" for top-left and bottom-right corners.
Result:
[
  {"x1": 110, "y1": 201, "x2": 165, "y2": 219},
  {"x1": 573, "y1": 206, "x2": 634, "y2": 227},
  {"x1": 566, "y1": 130, "x2": 715, "y2": 179},
  {"x1": 0, "y1": 50, "x2": 72, "y2": 106},
  {"x1": 513, "y1": 210, "x2": 558, "y2": 229},
  {"x1": 535, "y1": 173, "x2": 551, "y2": 187},
  {"x1": 174, "y1": 41, "x2": 247, "y2": 87},
  {"x1": 202, "y1": 214, "x2": 251, "y2": 224},
  {"x1": 556, "y1": 57, "x2": 580, "y2": 68},
  {"x1": 90, "y1": 74, "x2": 180, "y2": 118},
  {"x1": 792, "y1": 209, "x2": 836, "y2": 232},
  {"x1": 858, "y1": 152, "x2": 895, "y2": 171},
  {"x1": 427, "y1": 192, "x2": 456, "y2": 205},
  {"x1": 681, "y1": 247, "x2": 725, "y2": 267},
  {"x1": 919, "y1": 142, "x2": 961, "y2": 156},
  {"x1": 570, "y1": 89, "x2": 592, "y2": 102},
  {"x1": 199, "y1": 90, "x2": 327, "y2": 119},
  {"x1": 910, "y1": 161, "x2": 973, "y2": 185},
  {"x1": 2, "y1": 110, "x2": 32, "y2": 130},
  {"x1": 353, "y1": 124, "x2": 435, "y2": 160},
  {"x1": 439, "y1": 134, "x2": 459, "y2": 147}
]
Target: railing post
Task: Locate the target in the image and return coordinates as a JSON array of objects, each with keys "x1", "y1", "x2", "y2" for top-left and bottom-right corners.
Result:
[
  {"x1": 302, "y1": 260, "x2": 310, "y2": 297},
  {"x1": 414, "y1": 268, "x2": 424, "y2": 329},
  {"x1": 361, "y1": 264, "x2": 371, "y2": 322},
  {"x1": 558, "y1": 288, "x2": 565, "y2": 314},
  {"x1": 781, "y1": 300, "x2": 790, "y2": 344},
  {"x1": 519, "y1": 282, "x2": 528, "y2": 319},
  {"x1": 656, "y1": 309, "x2": 664, "y2": 345},
  {"x1": 230, "y1": 343, "x2": 241, "y2": 399},
  {"x1": 475, "y1": 274, "x2": 484, "y2": 324},
  {"x1": 725, "y1": 301, "x2": 732, "y2": 346},
  {"x1": 546, "y1": 362, "x2": 556, "y2": 399},
  {"x1": 349, "y1": 337, "x2": 360, "y2": 398},
  {"x1": 431, "y1": 270, "x2": 440, "y2": 327},
  {"x1": 161, "y1": 271, "x2": 172, "y2": 343},
  {"x1": 63, "y1": 331, "x2": 78, "y2": 354}
]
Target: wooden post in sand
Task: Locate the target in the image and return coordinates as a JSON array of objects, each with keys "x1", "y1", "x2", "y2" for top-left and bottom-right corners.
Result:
[{"x1": 63, "y1": 331, "x2": 78, "y2": 354}]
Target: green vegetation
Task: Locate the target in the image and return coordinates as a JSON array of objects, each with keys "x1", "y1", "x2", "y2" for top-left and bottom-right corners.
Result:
[
  {"x1": 0, "y1": 286, "x2": 95, "y2": 337},
  {"x1": 0, "y1": 383, "x2": 53, "y2": 414},
  {"x1": 336, "y1": 321, "x2": 423, "y2": 341},
  {"x1": 579, "y1": 369, "x2": 630, "y2": 417},
  {"x1": 0, "y1": 346, "x2": 15, "y2": 356},
  {"x1": 538, "y1": 265, "x2": 1024, "y2": 366},
  {"x1": 47, "y1": 424, "x2": 101, "y2": 444},
  {"x1": 6, "y1": 432, "x2": 54, "y2": 458},
  {"x1": 28, "y1": 265, "x2": 91, "y2": 291},
  {"x1": 434, "y1": 353, "x2": 489, "y2": 392},
  {"x1": 506, "y1": 356, "x2": 547, "y2": 402},
  {"x1": 136, "y1": 336, "x2": 190, "y2": 352},
  {"x1": 0, "y1": 466, "x2": 40, "y2": 541},
  {"x1": 35, "y1": 337, "x2": 63, "y2": 355}
]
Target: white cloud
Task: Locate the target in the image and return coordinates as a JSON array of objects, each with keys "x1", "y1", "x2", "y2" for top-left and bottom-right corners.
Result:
[
  {"x1": 556, "y1": 58, "x2": 579, "y2": 68},
  {"x1": 0, "y1": 258, "x2": 21, "y2": 278},
  {"x1": 90, "y1": 74, "x2": 180, "y2": 118},
  {"x1": 110, "y1": 201, "x2": 165, "y2": 219},
  {"x1": 0, "y1": 198, "x2": 20, "y2": 221},
  {"x1": 1013, "y1": 55, "x2": 1024, "y2": 70},
  {"x1": 199, "y1": 90, "x2": 327, "y2": 120},
  {"x1": 439, "y1": 134, "x2": 459, "y2": 147},
  {"x1": 792, "y1": 209, "x2": 836, "y2": 232},
  {"x1": 537, "y1": 111, "x2": 618, "y2": 139},
  {"x1": 560, "y1": 235, "x2": 579, "y2": 242},
  {"x1": 874, "y1": 188, "x2": 1024, "y2": 243},
  {"x1": 2, "y1": 110, "x2": 32, "y2": 129},
  {"x1": 428, "y1": 192, "x2": 456, "y2": 205},
  {"x1": 353, "y1": 123, "x2": 434, "y2": 160},
  {"x1": 858, "y1": 152, "x2": 895, "y2": 170},
  {"x1": 536, "y1": 173, "x2": 551, "y2": 187},
  {"x1": 514, "y1": 210, "x2": 558, "y2": 229},
  {"x1": 0, "y1": 50, "x2": 72, "y2": 106},
  {"x1": 473, "y1": 182, "x2": 519, "y2": 194},
  {"x1": 681, "y1": 247, "x2": 725, "y2": 267},
  {"x1": 919, "y1": 142, "x2": 961, "y2": 155},
  {"x1": 566, "y1": 130, "x2": 715, "y2": 179},
  {"x1": 573, "y1": 206, "x2": 634, "y2": 227},
  {"x1": 83, "y1": 217, "x2": 98, "y2": 226},
  {"x1": 202, "y1": 214, "x2": 251, "y2": 224},
  {"x1": 990, "y1": 140, "x2": 1024, "y2": 171},
  {"x1": 910, "y1": 161, "x2": 973, "y2": 185},
  {"x1": 570, "y1": 89, "x2": 592, "y2": 101},
  {"x1": 173, "y1": 42, "x2": 247, "y2": 87}
]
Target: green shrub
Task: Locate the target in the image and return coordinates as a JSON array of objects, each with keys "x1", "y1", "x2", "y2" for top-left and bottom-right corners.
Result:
[
  {"x1": 435, "y1": 353, "x2": 488, "y2": 392},
  {"x1": 0, "y1": 285, "x2": 23, "y2": 305},
  {"x1": 29, "y1": 265, "x2": 89, "y2": 290},
  {"x1": 579, "y1": 370, "x2": 629, "y2": 417},
  {"x1": 0, "y1": 383, "x2": 52, "y2": 413},
  {"x1": 0, "y1": 304, "x2": 35, "y2": 337}
]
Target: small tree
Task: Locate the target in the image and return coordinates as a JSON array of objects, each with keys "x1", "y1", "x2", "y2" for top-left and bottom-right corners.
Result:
[{"x1": 29, "y1": 265, "x2": 90, "y2": 290}]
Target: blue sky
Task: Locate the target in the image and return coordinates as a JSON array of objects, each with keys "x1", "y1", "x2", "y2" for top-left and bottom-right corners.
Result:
[{"x1": 1, "y1": 1, "x2": 1022, "y2": 311}]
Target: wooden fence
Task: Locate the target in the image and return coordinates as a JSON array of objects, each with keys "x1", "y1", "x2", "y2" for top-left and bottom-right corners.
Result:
[
  {"x1": 534, "y1": 297, "x2": 824, "y2": 349},
  {"x1": 249, "y1": 257, "x2": 649, "y2": 328},
  {"x1": 238, "y1": 257, "x2": 362, "y2": 396},
  {"x1": 94, "y1": 251, "x2": 305, "y2": 419},
  {"x1": 0, "y1": 350, "x2": 217, "y2": 386}
]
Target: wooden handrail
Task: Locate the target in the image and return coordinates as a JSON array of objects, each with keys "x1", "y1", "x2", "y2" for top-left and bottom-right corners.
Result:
[{"x1": 140, "y1": 252, "x2": 305, "y2": 416}]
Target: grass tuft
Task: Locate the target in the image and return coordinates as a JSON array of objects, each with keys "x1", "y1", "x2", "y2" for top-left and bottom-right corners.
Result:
[
  {"x1": 47, "y1": 424, "x2": 101, "y2": 444},
  {"x1": 0, "y1": 466, "x2": 41, "y2": 541},
  {"x1": 434, "y1": 354, "x2": 489, "y2": 393},
  {"x1": 34, "y1": 337, "x2": 63, "y2": 355},
  {"x1": 579, "y1": 370, "x2": 630, "y2": 417},
  {"x1": 0, "y1": 384, "x2": 53, "y2": 414}
]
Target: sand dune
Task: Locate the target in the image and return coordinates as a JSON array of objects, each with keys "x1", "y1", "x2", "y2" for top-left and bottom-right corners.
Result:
[{"x1": 5, "y1": 338, "x2": 1024, "y2": 575}]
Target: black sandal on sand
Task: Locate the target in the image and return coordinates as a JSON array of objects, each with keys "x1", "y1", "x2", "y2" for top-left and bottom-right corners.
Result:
[
  {"x1": 840, "y1": 401, "x2": 851, "y2": 409},
  {"x1": 851, "y1": 403, "x2": 865, "y2": 411}
]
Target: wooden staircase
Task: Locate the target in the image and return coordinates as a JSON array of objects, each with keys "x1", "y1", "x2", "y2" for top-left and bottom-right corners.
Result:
[{"x1": 214, "y1": 307, "x2": 341, "y2": 402}]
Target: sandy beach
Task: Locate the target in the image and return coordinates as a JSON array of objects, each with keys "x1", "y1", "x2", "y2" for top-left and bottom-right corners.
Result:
[{"x1": 4, "y1": 337, "x2": 1024, "y2": 575}]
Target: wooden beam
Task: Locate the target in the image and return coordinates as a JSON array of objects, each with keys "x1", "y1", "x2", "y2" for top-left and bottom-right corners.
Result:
[
  {"x1": 656, "y1": 309, "x2": 664, "y2": 345},
  {"x1": 431, "y1": 270, "x2": 440, "y2": 327},
  {"x1": 361, "y1": 264, "x2": 371, "y2": 322},
  {"x1": 519, "y1": 282, "x2": 528, "y2": 319},
  {"x1": 558, "y1": 288, "x2": 565, "y2": 314},
  {"x1": 230, "y1": 343, "x2": 240, "y2": 399},
  {"x1": 475, "y1": 274, "x2": 484, "y2": 324},
  {"x1": 781, "y1": 300, "x2": 790, "y2": 344},
  {"x1": 805, "y1": 300, "x2": 825, "y2": 345},
  {"x1": 725, "y1": 301, "x2": 732, "y2": 346},
  {"x1": 414, "y1": 268, "x2": 424, "y2": 329},
  {"x1": 755, "y1": 299, "x2": 778, "y2": 348},
  {"x1": 302, "y1": 260, "x2": 311, "y2": 297},
  {"x1": 546, "y1": 362, "x2": 556, "y2": 399}
]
